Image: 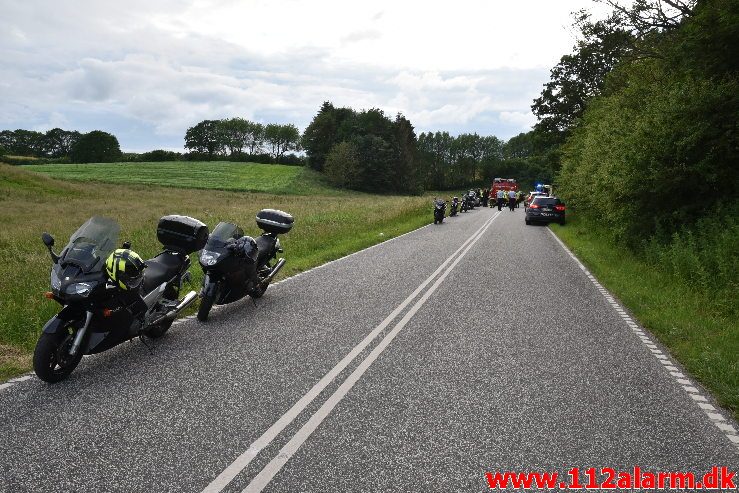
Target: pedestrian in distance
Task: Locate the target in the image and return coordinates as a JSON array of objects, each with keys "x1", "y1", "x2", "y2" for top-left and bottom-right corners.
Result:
[
  {"x1": 508, "y1": 190, "x2": 517, "y2": 211},
  {"x1": 496, "y1": 189, "x2": 505, "y2": 211}
]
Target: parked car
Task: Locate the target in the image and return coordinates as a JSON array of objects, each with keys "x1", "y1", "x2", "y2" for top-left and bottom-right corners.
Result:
[
  {"x1": 524, "y1": 191, "x2": 546, "y2": 208},
  {"x1": 525, "y1": 196, "x2": 566, "y2": 225}
]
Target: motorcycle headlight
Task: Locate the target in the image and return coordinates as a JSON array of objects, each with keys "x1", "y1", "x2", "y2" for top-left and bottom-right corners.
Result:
[
  {"x1": 200, "y1": 250, "x2": 221, "y2": 266},
  {"x1": 50, "y1": 269, "x2": 62, "y2": 290},
  {"x1": 65, "y1": 282, "x2": 96, "y2": 297}
]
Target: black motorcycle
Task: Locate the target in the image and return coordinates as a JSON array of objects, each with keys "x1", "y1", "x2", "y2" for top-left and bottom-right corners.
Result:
[
  {"x1": 197, "y1": 209, "x2": 293, "y2": 321},
  {"x1": 449, "y1": 197, "x2": 459, "y2": 217},
  {"x1": 35, "y1": 215, "x2": 207, "y2": 383},
  {"x1": 433, "y1": 199, "x2": 446, "y2": 224},
  {"x1": 464, "y1": 191, "x2": 477, "y2": 210}
]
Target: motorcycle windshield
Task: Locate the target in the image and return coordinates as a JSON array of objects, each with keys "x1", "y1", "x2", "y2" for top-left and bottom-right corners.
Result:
[
  {"x1": 61, "y1": 216, "x2": 120, "y2": 273},
  {"x1": 205, "y1": 222, "x2": 243, "y2": 249}
]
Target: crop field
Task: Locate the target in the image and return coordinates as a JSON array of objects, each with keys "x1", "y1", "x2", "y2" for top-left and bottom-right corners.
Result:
[
  {"x1": 0, "y1": 163, "x2": 430, "y2": 379},
  {"x1": 21, "y1": 161, "x2": 341, "y2": 195}
]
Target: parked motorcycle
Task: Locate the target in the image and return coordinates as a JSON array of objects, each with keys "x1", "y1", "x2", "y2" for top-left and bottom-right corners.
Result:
[
  {"x1": 449, "y1": 197, "x2": 459, "y2": 217},
  {"x1": 197, "y1": 209, "x2": 293, "y2": 321},
  {"x1": 433, "y1": 199, "x2": 447, "y2": 224},
  {"x1": 464, "y1": 191, "x2": 477, "y2": 210},
  {"x1": 34, "y1": 215, "x2": 207, "y2": 383}
]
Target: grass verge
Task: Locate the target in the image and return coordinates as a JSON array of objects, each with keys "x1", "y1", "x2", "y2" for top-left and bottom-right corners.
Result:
[
  {"x1": 0, "y1": 164, "x2": 430, "y2": 379},
  {"x1": 549, "y1": 216, "x2": 738, "y2": 421}
]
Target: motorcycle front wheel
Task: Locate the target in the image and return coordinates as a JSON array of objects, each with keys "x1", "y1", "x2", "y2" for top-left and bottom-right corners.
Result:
[
  {"x1": 197, "y1": 294, "x2": 215, "y2": 322},
  {"x1": 33, "y1": 331, "x2": 83, "y2": 383}
]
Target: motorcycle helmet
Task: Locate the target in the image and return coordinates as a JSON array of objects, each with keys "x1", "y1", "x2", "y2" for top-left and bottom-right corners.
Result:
[
  {"x1": 238, "y1": 236, "x2": 258, "y2": 263},
  {"x1": 105, "y1": 249, "x2": 146, "y2": 290}
]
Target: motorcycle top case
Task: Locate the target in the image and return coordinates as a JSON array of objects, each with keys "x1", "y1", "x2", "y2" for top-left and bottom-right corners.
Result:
[
  {"x1": 256, "y1": 209, "x2": 294, "y2": 234},
  {"x1": 157, "y1": 215, "x2": 209, "y2": 254}
]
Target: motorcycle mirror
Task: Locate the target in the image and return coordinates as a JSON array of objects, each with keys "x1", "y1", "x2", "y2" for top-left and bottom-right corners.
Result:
[
  {"x1": 122, "y1": 241, "x2": 132, "y2": 249},
  {"x1": 41, "y1": 232, "x2": 54, "y2": 247}
]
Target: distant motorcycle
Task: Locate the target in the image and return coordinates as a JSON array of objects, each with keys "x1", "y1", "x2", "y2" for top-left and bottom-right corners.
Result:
[
  {"x1": 449, "y1": 197, "x2": 459, "y2": 217},
  {"x1": 433, "y1": 199, "x2": 447, "y2": 224},
  {"x1": 34, "y1": 215, "x2": 206, "y2": 383},
  {"x1": 466, "y1": 191, "x2": 477, "y2": 210},
  {"x1": 198, "y1": 209, "x2": 293, "y2": 321}
]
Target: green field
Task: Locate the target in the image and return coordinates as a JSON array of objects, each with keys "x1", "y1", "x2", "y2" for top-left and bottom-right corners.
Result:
[
  {"x1": 550, "y1": 218, "x2": 738, "y2": 420},
  {"x1": 22, "y1": 161, "x2": 341, "y2": 195},
  {"x1": 1, "y1": 162, "x2": 430, "y2": 379}
]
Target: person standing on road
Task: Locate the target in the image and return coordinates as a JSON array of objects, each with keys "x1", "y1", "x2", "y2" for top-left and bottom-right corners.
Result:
[
  {"x1": 496, "y1": 189, "x2": 505, "y2": 211},
  {"x1": 508, "y1": 190, "x2": 517, "y2": 211}
]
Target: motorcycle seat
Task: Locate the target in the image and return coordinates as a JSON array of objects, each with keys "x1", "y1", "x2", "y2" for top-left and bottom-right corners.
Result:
[
  {"x1": 143, "y1": 252, "x2": 185, "y2": 294},
  {"x1": 255, "y1": 235, "x2": 276, "y2": 268}
]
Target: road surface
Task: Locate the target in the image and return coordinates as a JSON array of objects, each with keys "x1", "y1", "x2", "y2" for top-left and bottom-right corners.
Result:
[{"x1": 1, "y1": 206, "x2": 737, "y2": 492}]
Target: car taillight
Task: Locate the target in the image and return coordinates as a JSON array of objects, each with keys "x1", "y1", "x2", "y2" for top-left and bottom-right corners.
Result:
[
  {"x1": 554, "y1": 205, "x2": 565, "y2": 211},
  {"x1": 529, "y1": 204, "x2": 540, "y2": 209}
]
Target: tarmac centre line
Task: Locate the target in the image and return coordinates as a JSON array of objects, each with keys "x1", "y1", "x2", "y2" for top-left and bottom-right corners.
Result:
[
  {"x1": 240, "y1": 205, "x2": 501, "y2": 493},
  {"x1": 201, "y1": 211, "x2": 502, "y2": 493}
]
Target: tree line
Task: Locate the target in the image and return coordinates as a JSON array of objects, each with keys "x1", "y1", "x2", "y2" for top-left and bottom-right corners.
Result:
[
  {"x1": 184, "y1": 118, "x2": 301, "y2": 164},
  {"x1": 0, "y1": 128, "x2": 121, "y2": 163}
]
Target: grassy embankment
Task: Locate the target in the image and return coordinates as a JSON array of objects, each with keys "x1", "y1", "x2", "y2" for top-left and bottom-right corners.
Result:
[
  {"x1": 1, "y1": 162, "x2": 430, "y2": 379},
  {"x1": 550, "y1": 217, "x2": 738, "y2": 421}
]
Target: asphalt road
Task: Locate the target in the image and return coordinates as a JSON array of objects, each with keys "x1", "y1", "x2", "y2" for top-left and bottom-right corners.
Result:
[{"x1": 1, "y1": 205, "x2": 737, "y2": 492}]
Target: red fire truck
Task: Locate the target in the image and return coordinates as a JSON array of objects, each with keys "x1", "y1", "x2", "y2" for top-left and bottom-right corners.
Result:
[{"x1": 490, "y1": 178, "x2": 518, "y2": 203}]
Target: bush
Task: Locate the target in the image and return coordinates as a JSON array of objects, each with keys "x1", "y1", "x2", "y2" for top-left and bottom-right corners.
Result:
[
  {"x1": 138, "y1": 150, "x2": 182, "y2": 162},
  {"x1": 642, "y1": 201, "x2": 738, "y2": 314}
]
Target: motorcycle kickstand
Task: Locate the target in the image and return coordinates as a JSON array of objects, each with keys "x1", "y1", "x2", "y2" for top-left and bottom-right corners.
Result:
[{"x1": 138, "y1": 332, "x2": 156, "y2": 355}]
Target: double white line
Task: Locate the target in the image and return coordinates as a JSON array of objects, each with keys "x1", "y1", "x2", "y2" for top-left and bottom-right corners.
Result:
[{"x1": 203, "y1": 211, "x2": 502, "y2": 493}]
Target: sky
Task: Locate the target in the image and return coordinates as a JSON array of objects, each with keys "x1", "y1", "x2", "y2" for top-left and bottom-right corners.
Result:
[{"x1": 0, "y1": 0, "x2": 609, "y2": 152}]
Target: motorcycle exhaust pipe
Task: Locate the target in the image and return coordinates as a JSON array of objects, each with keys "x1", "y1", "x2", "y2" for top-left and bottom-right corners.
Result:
[
  {"x1": 151, "y1": 290, "x2": 198, "y2": 325},
  {"x1": 262, "y1": 258, "x2": 286, "y2": 285}
]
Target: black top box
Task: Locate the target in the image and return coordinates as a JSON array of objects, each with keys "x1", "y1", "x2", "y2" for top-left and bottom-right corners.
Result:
[
  {"x1": 256, "y1": 209, "x2": 294, "y2": 235},
  {"x1": 157, "y1": 215, "x2": 209, "y2": 254}
]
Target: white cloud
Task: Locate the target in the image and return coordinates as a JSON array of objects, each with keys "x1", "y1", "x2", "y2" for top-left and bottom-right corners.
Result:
[{"x1": 0, "y1": 0, "x2": 611, "y2": 149}]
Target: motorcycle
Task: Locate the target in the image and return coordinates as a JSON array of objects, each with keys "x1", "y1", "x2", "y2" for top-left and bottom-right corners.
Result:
[
  {"x1": 197, "y1": 209, "x2": 293, "y2": 322},
  {"x1": 465, "y1": 191, "x2": 477, "y2": 210},
  {"x1": 34, "y1": 215, "x2": 207, "y2": 383},
  {"x1": 433, "y1": 199, "x2": 447, "y2": 224},
  {"x1": 449, "y1": 197, "x2": 459, "y2": 217}
]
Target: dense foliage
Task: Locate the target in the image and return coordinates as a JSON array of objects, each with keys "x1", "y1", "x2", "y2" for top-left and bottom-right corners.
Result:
[
  {"x1": 303, "y1": 103, "x2": 422, "y2": 194},
  {"x1": 69, "y1": 130, "x2": 122, "y2": 163},
  {"x1": 184, "y1": 118, "x2": 301, "y2": 163},
  {"x1": 0, "y1": 128, "x2": 82, "y2": 159},
  {"x1": 554, "y1": 0, "x2": 737, "y2": 242}
]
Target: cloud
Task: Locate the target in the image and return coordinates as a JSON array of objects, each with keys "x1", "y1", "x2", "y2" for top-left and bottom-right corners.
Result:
[{"x1": 0, "y1": 0, "x2": 605, "y2": 150}]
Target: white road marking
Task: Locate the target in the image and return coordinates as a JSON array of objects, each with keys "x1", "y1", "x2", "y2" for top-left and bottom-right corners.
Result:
[
  {"x1": 202, "y1": 212, "x2": 502, "y2": 493},
  {"x1": 240, "y1": 207, "x2": 499, "y2": 493},
  {"x1": 0, "y1": 383, "x2": 13, "y2": 391}
]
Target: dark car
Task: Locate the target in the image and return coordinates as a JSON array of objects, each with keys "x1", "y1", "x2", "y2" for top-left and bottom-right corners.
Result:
[{"x1": 525, "y1": 196, "x2": 566, "y2": 225}]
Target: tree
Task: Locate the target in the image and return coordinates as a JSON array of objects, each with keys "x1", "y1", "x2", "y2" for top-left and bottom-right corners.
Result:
[
  {"x1": 263, "y1": 123, "x2": 301, "y2": 161},
  {"x1": 0, "y1": 129, "x2": 46, "y2": 156},
  {"x1": 70, "y1": 131, "x2": 122, "y2": 163},
  {"x1": 184, "y1": 120, "x2": 225, "y2": 158},
  {"x1": 44, "y1": 128, "x2": 81, "y2": 158},
  {"x1": 218, "y1": 118, "x2": 251, "y2": 156},
  {"x1": 324, "y1": 141, "x2": 360, "y2": 188},
  {"x1": 245, "y1": 121, "x2": 265, "y2": 155},
  {"x1": 532, "y1": 10, "x2": 634, "y2": 138}
]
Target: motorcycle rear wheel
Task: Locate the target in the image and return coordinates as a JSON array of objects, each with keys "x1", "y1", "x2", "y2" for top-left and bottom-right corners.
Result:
[{"x1": 33, "y1": 331, "x2": 83, "y2": 383}]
